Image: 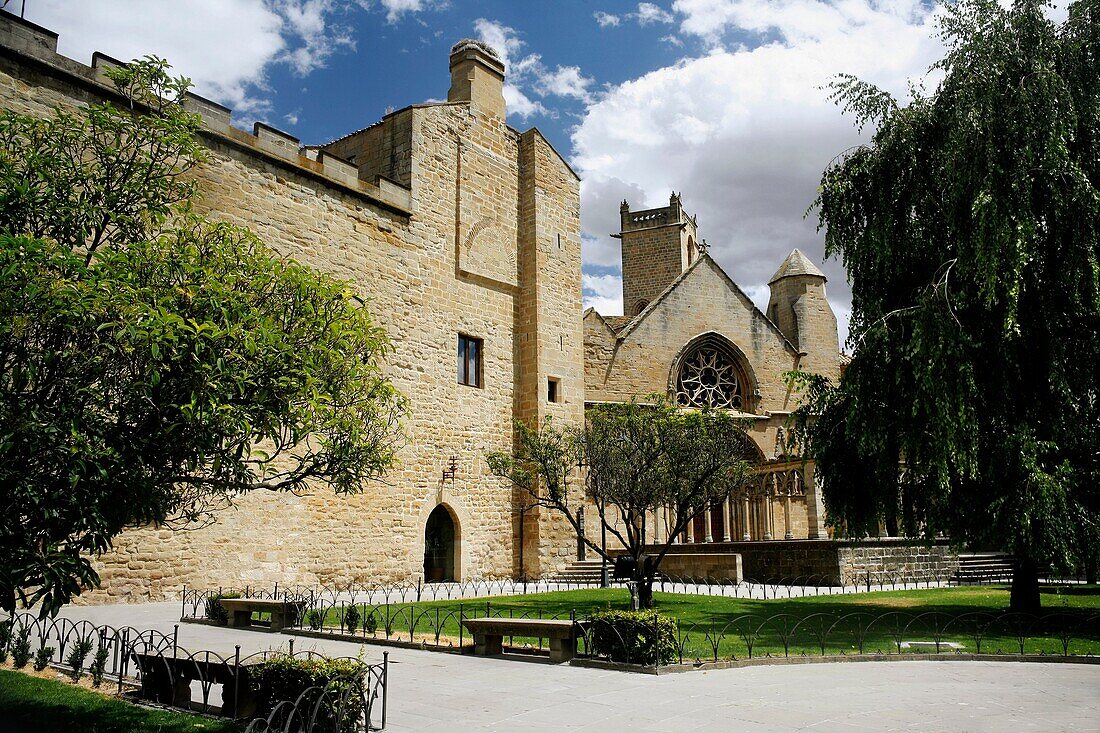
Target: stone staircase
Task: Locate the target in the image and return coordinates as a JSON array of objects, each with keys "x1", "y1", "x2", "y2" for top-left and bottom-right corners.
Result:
[{"x1": 953, "y1": 552, "x2": 1015, "y2": 584}]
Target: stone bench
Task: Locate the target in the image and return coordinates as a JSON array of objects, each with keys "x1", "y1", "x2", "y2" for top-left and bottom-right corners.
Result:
[
  {"x1": 131, "y1": 652, "x2": 261, "y2": 718},
  {"x1": 461, "y1": 617, "x2": 586, "y2": 663},
  {"x1": 219, "y1": 598, "x2": 307, "y2": 632}
]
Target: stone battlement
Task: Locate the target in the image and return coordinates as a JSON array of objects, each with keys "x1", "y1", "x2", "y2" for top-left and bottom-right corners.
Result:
[
  {"x1": 0, "y1": 11, "x2": 412, "y2": 215},
  {"x1": 618, "y1": 192, "x2": 699, "y2": 234}
]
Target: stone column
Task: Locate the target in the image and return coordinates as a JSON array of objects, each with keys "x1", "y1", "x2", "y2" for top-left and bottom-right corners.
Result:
[
  {"x1": 742, "y1": 494, "x2": 751, "y2": 541},
  {"x1": 685, "y1": 510, "x2": 695, "y2": 543},
  {"x1": 784, "y1": 487, "x2": 793, "y2": 540},
  {"x1": 703, "y1": 504, "x2": 713, "y2": 543},
  {"x1": 722, "y1": 496, "x2": 732, "y2": 542},
  {"x1": 803, "y1": 463, "x2": 829, "y2": 539},
  {"x1": 762, "y1": 476, "x2": 773, "y2": 540}
]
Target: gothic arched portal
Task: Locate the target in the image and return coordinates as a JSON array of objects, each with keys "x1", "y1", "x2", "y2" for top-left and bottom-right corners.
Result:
[{"x1": 423, "y1": 504, "x2": 458, "y2": 582}]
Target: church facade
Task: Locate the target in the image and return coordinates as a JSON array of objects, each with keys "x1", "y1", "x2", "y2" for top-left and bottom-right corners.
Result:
[
  {"x1": 1, "y1": 13, "x2": 849, "y2": 601},
  {"x1": 585, "y1": 195, "x2": 840, "y2": 547}
]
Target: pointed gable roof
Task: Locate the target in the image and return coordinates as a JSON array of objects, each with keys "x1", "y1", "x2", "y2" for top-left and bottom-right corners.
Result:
[
  {"x1": 615, "y1": 254, "x2": 799, "y2": 356},
  {"x1": 768, "y1": 248, "x2": 827, "y2": 284}
]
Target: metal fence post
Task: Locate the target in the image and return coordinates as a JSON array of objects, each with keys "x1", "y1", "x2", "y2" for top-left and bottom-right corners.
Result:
[
  {"x1": 646, "y1": 611, "x2": 655, "y2": 673},
  {"x1": 181, "y1": 585, "x2": 186, "y2": 621},
  {"x1": 288, "y1": 638, "x2": 294, "y2": 656},
  {"x1": 118, "y1": 628, "x2": 128, "y2": 696},
  {"x1": 233, "y1": 645, "x2": 241, "y2": 719},
  {"x1": 172, "y1": 625, "x2": 178, "y2": 658},
  {"x1": 381, "y1": 651, "x2": 389, "y2": 730}
]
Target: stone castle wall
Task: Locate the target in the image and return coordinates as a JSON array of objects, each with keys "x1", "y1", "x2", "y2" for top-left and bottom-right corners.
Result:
[{"x1": 0, "y1": 15, "x2": 583, "y2": 602}]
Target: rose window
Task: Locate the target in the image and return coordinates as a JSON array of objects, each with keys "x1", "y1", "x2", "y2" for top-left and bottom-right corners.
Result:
[{"x1": 674, "y1": 341, "x2": 745, "y2": 409}]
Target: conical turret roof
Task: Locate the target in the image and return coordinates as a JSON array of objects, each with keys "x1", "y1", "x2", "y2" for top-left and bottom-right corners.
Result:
[{"x1": 768, "y1": 248, "x2": 827, "y2": 284}]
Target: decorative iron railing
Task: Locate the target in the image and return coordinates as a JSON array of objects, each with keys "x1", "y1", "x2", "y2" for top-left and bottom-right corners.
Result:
[
  {"x1": 0, "y1": 612, "x2": 388, "y2": 730},
  {"x1": 184, "y1": 568, "x2": 1073, "y2": 621},
  {"x1": 179, "y1": 588, "x2": 1100, "y2": 672}
]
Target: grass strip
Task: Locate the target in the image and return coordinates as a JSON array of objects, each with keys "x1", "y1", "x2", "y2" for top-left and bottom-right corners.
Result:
[
  {"x1": 312, "y1": 585, "x2": 1100, "y2": 660},
  {"x1": 0, "y1": 669, "x2": 239, "y2": 733}
]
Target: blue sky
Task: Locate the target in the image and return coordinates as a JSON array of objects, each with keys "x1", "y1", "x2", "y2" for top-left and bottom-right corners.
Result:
[{"x1": 13, "y1": 0, "x2": 1017, "y2": 346}]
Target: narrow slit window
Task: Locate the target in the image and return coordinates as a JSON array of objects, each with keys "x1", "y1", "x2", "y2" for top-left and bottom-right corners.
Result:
[
  {"x1": 547, "y1": 377, "x2": 561, "y2": 403},
  {"x1": 458, "y1": 334, "x2": 482, "y2": 388}
]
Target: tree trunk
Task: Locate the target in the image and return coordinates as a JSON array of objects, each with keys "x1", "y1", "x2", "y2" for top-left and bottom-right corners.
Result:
[{"x1": 1009, "y1": 557, "x2": 1041, "y2": 613}]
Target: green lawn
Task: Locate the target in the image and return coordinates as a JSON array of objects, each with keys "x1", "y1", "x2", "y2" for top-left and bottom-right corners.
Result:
[
  {"x1": 313, "y1": 584, "x2": 1100, "y2": 661},
  {"x1": 0, "y1": 669, "x2": 239, "y2": 733}
]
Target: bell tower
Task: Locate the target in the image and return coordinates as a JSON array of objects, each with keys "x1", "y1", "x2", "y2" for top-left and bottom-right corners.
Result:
[{"x1": 616, "y1": 193, "x2": 699, "y2": 317}]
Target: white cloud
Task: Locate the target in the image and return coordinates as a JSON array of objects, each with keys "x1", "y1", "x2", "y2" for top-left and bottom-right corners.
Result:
[
  {"x1": 583, "y1": 274, "x2": 625, "y2": 316},
  {"x1": 474, "y1": 18, "x2": 596, "y2": 118},
  {"x1": 503, "y1": 85, "x2": 547, "y2": 119},
  {"x1": 633, "y1": 2, "x2": 675, "y2": 25},
  {"x1": 473, "y1": 18, "x2": 524, "y2": 69},
  {"x1": 535, "y1": 64, "x2": 595, "y2": 103},
  {"x1": 594, "y1": 11, "x2": 621, "y2": 28},
  {"x1": 574, "y1": 0, "x2": 947, "y2": 344},
  {"x1": 370, "y1": 0, "x2": 443, "y2": 24},
  {"x1": 22, "y1": 0, "x2": 356, "y2": 118},
  {"x1": 279, "y1": 0, "x2": 354, "y2": 76}
]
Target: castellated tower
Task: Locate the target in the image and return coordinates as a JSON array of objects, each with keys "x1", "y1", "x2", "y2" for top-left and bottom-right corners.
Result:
[
  {"x1": 767, "y1": 250, "x2": 841, "y2": 380},
  {"x1": 616, "y1": 193, "x2": 700, "y2": 316},
  {"x1": 447, "y1": 39, "x2": 506, "y2": 118}
]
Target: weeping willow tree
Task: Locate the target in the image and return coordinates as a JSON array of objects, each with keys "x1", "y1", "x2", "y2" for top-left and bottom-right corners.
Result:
[{"x1": 792, "y1": 0, "x2": 1100, "y2": 612}]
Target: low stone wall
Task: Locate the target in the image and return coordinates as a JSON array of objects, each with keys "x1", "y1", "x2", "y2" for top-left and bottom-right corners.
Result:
[
  {"x1": 836, "y1": 541, "x2": 958, "y2": 586},
  {"x1": 646, "y1": 539, "x2": 958, "y2": 585},
  {"x1": 659, "y1": 553, "x2": 742, "y2": 581}
]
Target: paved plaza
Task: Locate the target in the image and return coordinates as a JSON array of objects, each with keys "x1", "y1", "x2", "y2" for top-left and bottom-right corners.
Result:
[{"x1": 51, "y1": 601, "x2": 1100, "y2": 732}]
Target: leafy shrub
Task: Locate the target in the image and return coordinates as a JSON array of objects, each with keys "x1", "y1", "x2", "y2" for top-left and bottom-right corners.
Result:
[
  {"x1": 587, "y1": 609, "x2": 677, "y2": 666},
  {"x1": 364, "y1": 612, "x2": 377, "y2": 635},
  {"x1": 90, "y1": 642, "x2": 111, "y2": 687},
  {"x1": 11, "y1": 627, "x2": 32, "y2": 669},
  {"x1": 0, "y1": 620, "x2": 11, "y2": 663},
  {"x1": 204, "y1": 592, "x2": 241, "y2": 625},
  {"x1": 251, "y1": 653, "x2": 368, "y2": 729},
  {"x1": 65, "y1": 638, "x2": 94, "y2": 681},
  {"x1": 33, "y1": 645, "x2": 54, "y2": 671},
  {"x1": 306, "y1": 608, "x2": 323, "y2": 630},
  {"x1": 343, "y1": 605, "x2": 360, "y2": 635}
]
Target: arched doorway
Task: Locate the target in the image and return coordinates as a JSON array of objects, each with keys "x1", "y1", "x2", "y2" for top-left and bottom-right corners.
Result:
[{"x1": 424, "y1": 504, "x2": 457, "y2": 582}]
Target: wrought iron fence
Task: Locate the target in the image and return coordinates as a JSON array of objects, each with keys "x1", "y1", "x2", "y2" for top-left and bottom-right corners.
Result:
[
  {"x1": 181, "y1": 572, "x2": 983, "y2": 622},
  {"x1": 181, "y1": 578, "x2": 633, "y2": 621},
  {"x1": 0, "y1": 612, "x2": 388, "y2": 730},
  {"x1": 574, "y1": 608, "x2": 1100, "y2": 670},
  {"x1": 208, "y1": 591, "x2": 1099, "y2": 672}
]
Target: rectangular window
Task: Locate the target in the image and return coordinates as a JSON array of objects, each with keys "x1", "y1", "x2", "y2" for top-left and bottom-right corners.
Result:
[
  {"x1": 547, "y1": 376, "x2": 561, "y2": 403},
  {"x1": 457, "y1": 334, "x2": 482, "y2": 388}
]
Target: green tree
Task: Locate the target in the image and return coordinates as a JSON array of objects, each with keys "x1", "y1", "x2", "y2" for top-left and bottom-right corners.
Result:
[
  {"x1": 0, "y1": 58, "x2": 405, "y2": 616},
  {"x1": 793, "y1": 0, "x2": 1099, "y2": 611},
  {"x1": 488, "y1": 399, "x2": 756, "y2": 608}
]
